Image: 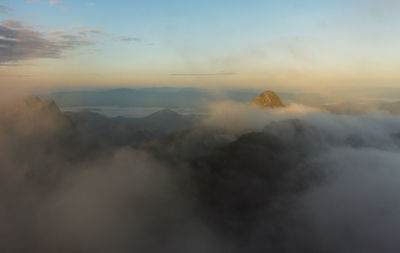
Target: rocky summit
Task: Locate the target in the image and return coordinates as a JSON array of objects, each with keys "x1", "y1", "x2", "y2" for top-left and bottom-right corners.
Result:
[{"x1": 251, "y1": 90, "x2": 285, "y2": 108}]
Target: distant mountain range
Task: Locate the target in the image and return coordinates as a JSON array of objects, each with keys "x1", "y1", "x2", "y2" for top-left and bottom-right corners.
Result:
[
  {"x1": 40, "y1": 87, "x2": 328, "y2": 108},
  {"x1": 39, "y1": 87, "x2": 400, "y2": 116},
  {"x1": 1, "y1": 95, "x2": 204, "y2": 150},
  {"x1": 66, "y1": 108, "x2": 203, "y2": 147},
  {"x1": 41, "y1": 88, "x2": 225, "y2": 108}
]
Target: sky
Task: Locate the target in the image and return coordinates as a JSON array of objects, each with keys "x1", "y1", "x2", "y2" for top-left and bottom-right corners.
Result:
[{"x1": 1, "y1": 0, "x2": 400, "y2": 93}]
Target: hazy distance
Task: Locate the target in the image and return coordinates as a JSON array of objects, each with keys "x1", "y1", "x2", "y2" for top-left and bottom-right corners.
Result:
[{"x1": 2, "y1": 1, "x2": 400, "y2": 252}]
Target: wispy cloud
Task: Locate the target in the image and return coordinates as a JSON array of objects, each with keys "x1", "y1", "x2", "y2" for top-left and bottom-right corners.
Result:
[
  {"x1": 86, "y1": 2, "x2": 96, "y2": 6},
  {"x1": 49, "y1": 0, "x2": 62, "y2": 6},
  {"x1": 170, "y1": 72, "x2": 237, "y2": 76},
  {"x1": 49, "y1": 0, "x2": 68, "y2": 9},
  {"x1": 0, "y1": 4, "x2": 11, "y2": 14},
  {"x1": 117, "y1": 36, "x2": 141, "y2": 42},
  {"x1": 75, "y1": 29, "x2": 103, "y2": 36},
  {"x1": 48, "y1": 30, "x2": 63, "y2": 35},
  {"x1": 25, "y1": 0, "x2": 40, "y2": 4},
  {"x1": 0, "y1": 20, "x2": 96, "y2": 64},
  {"x1": 2, "y1": 20, "x2": 23, "y2": 29}
]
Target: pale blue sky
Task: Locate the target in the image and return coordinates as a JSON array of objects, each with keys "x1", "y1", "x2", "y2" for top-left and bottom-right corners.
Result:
[{"x1": 1, "y1": 0, "x2": 400, "y2": 91}]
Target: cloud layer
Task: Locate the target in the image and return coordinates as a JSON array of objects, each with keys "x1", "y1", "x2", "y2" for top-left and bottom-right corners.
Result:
[{"x1": 1, "y1": 98, "x2": 400, "y2": 252}]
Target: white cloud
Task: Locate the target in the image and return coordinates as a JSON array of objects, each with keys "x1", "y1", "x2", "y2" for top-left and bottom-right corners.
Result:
[
  {"x1": 49, "y1": 0, "x2": 62, "y2": 6},
  {"x1": 25, "y1": 0, "x2": 40, "y2": 4}
]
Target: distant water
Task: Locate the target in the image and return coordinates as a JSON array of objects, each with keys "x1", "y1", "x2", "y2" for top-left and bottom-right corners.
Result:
[{"x1": 61, "y1": 106, "x2": 207, "y2": 118}]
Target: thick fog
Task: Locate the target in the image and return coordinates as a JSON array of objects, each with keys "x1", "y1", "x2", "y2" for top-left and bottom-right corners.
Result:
[{"x1": 1, "y1": 98, "x2": 400, "y2": 252}]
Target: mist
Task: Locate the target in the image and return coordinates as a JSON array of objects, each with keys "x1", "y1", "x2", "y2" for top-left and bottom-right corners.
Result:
[
  {"x1": 1, "y1": 96, "x2": 400, "y2": 252},
  {"x1": 2, "y1": 0, "x2": 400, "y2": 251}
]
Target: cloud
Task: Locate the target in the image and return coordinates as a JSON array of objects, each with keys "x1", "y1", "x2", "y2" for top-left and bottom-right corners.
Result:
[
  {"x1": 0, "y1": 4, "x2": 11, "y2": 14},
  {"x1": 2, "y1": 95, "x2": 400, "y2": 252},
  {"x1": 75, "y1": 28, "x2": 103, "y2": 36},
  {"x1": 25, "y1": 0, "x2": 40, "y2": 3},
  {"x1": 86, "y1": 2, "x2": 95, "y2": 6},
  {"x1": 203, "y1": 101, "x2": 318, "y2": 133},
  {"x1": 0, "y1": 98, "x2": 225, "y2": 252},
  {"x1": 117, "y1": 35, "x2": 141, "y2": 42},
  {"x1": 1, "y1": 20, "x2": 23, "y2": 29},
  {"x1": 49, "y1": 0, "x2": 68, "y2": 9},
  {"x1": 195, "y1": 101, "x2": 400, "y2": 252},
  {"x1": 49, "y1": 0, "x2": 62, "y2": 5},
  {"x1": 0, "y1": 21, "x2": 140, "y2": 64},
  {"x1": 0, "y1": 21, "x2": 96, "y2": 64},
  {"x1": 171, "y1": 72, "x2": 237, "y2": 76},
  {"x1": 48, "y1": 30, "x2": 63, "y2": 35}
]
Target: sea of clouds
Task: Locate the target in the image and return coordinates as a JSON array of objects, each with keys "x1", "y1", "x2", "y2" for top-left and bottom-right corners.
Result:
[{"x1": 1, "y1": 100, "x2": 400, "y2": 252}]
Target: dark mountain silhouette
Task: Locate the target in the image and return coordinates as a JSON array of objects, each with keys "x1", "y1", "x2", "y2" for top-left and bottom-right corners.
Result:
[
  {"x1": 145, "y1": 109, "x2": 181, "y2": 121},
  {"x1": 147, "y1": 118, "x2": 320, "y2": 250},
  {"x1": 0, "y1": 96, "x2": 99, "y2": 185},
  {"x1": 1, "y1": 96, "x2": 74, "y2": 133},
  {"x1": 65, "y1": 108, "x2": 203, "y2": 147}
]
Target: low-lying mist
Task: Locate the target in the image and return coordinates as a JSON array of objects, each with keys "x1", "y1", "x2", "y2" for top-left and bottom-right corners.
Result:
[{"x1": 1, "y1": 97, "x2": 400, "y2": 252}]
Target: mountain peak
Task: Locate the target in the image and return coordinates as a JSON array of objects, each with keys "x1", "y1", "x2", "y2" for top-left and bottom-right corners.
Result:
[
  {"x1": 23, "y1": 96, "x2": 60, "y2": 113},
  {"x1": 251, "y1": 90, "x2": 284, "y2": 108},
  {"x1": 146, "y1": 109, "x2": 181, "y2": 120},
  {"x1": 4, "y1": 96, "x2": 62, "y2": 118},
  {"x1": 24, "y1": 96, "x2": 42, "y2": 106}
]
